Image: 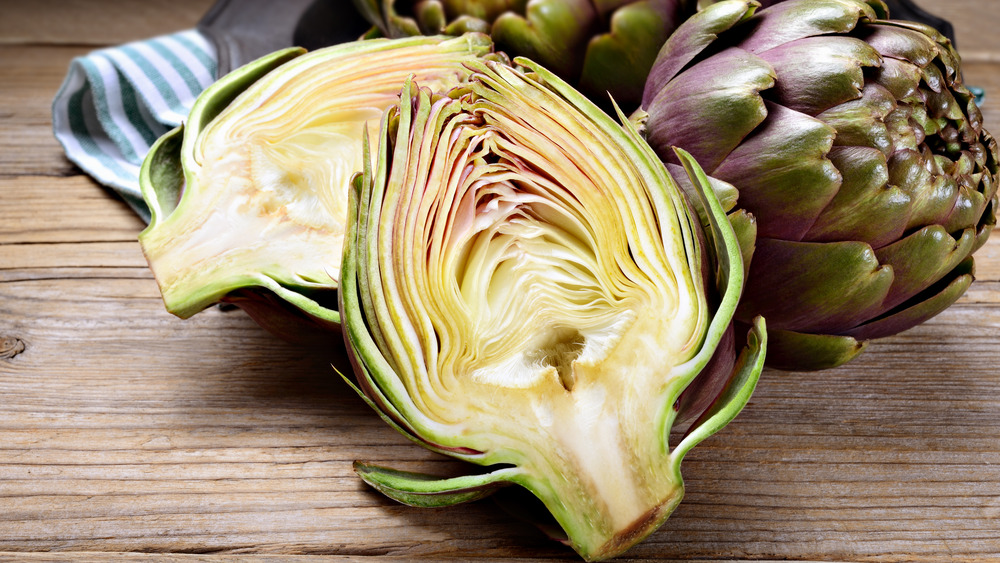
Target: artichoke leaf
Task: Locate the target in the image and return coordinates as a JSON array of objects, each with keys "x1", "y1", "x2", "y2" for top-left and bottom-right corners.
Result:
[
  {"x1": 353, "y1": 461, "x2": 519, "y2": 508},
  {"x1": 141, "y1": 126, "x2": 185, "y2": 223},
  {"x1": 756, "y1": 325, "x2": 865, "y2": 371}
]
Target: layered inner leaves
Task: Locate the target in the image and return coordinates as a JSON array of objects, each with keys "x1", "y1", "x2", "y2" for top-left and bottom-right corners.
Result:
[
  {"x1": 358, "y1": 62, "x2": 710, "y2": 538},
  {"x1": 377, "y1": 72, "x2": 705, "y2": 427}
]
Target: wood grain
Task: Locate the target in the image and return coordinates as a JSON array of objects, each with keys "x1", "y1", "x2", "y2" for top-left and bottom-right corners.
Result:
[{"x1": 2, "y1": 1, "x2": 1000, "y2": 561}]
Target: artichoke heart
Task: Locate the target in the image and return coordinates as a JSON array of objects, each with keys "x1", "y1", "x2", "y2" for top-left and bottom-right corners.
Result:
[
  {"x1": 137, "y1": 35, "x2": 498, "y2": 338},
  {"x1": 342, "y1": 58, "x2": 766, "y2": 561}
]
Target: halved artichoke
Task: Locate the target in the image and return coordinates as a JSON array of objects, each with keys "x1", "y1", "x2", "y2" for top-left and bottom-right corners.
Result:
[
  {"x1": 340, "y1": 59, "x2": 767, "y2": 560},
  {"x1": 138, "y1": 35, "x2": 501, "y2": 342}
]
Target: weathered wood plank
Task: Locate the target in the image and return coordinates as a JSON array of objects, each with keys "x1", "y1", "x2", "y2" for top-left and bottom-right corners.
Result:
[
  {"x1": 0, "y1": 176, "x2": 144, "y2": 244},
  {"x1": 0, "y1": 0, "x2": 215, "y2": 46},
  {"x1": 0, "y1": 45, "x2": 101, "y2": 177}
]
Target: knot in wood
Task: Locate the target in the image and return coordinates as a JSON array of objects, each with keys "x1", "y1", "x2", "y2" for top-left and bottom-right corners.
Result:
[{"x1": 1, "y1": 336, "x2": 26, "y2": 359}]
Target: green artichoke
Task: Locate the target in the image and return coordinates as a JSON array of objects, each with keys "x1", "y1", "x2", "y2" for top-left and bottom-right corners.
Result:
[
  {"x1": 340, "y1": 59, "x2": 766, "y2": 560},
  {"x1": 638, "y1": 0, "x2": 998, "y2": 370},
  {"x1": 138, "y1": 35, "x2": 500, "y2": 342},
  {"x1": 351, "y1": 0, "x2": 697, "y2": 110}
]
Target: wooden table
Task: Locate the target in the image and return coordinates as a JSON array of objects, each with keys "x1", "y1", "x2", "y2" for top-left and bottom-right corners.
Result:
[{"x1": 2, "y1": 1, "x2": 998, "y2": 561}]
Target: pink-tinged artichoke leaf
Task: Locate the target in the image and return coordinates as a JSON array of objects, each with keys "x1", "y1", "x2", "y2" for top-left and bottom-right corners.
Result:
[
  {"x1": 673, "y1": 323, "x2": 736, "y2": 428},
  {"x1": 819, "y1": 83, "x2": 896, "y2": 155},
  {"x1": 753, "y1": 324, "x2": 865, "y2": 371},
  {"x1": 756, "y1": 35, "x2": 881, "y2": 116},
  {"x1": 674, "y1": 316, "x2": 766, "y2": 457},
  {"x1": 844, "y1": 257, "x2": 974, "y2": 341},
  {"x1": 353, "y1": 461, "x2": 518, "y2": 508},
  {"x1": 882, "y1": 19, "x2": 958, "y2": 79},
  {"x1": 871, "y1": 56, "x2": 922, "y2": 100},
  {"x1": 490, "y1": 0, "x2": 596, "y2": 80},
  {"x1": 712, "y1": 101, "x2": 839, "y2": 240},
  {"x1": 645, "y1": 46, "x2": 774, "y2": 172},
  {"x1": 642, "y1": 0, "x2": 758, "y2": 107},
  {"x1": 665, "y1": 162, "x2": 740, "y2": 215},
  {"x1": 854, "y1": 23, "x2": 937, "y2": 68},
  {"x1": 888, "y1": 149, "x2": 960, "y2": 230},
  {"x1": 734, "y1": 0, "x2": 880, "y2": 54},
  {"x1": 873, "y1": 225, "x2": 976, "y2": 312},
  {"x1": 942, "y1": 179, "x2": 989, "y2": 234},
  {"x1": 737, "y1": 238, "x2": 893, "y2": 333},
  {"x1": 804, "y1": 146, "x2": 911, "y2": 249},
  {"x1": 580, "y1": 0, "x2": 688, "y2": 108},
  {"x1": 884, "y1": 104, "x2": 922, "y2": 151},
  {"x1": 925, "y1": 87, "x2": 966, "y2": 127}
]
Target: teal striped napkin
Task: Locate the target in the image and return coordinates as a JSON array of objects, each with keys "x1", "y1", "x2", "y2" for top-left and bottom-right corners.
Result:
[{"x1": 52, "y1": 30, "x2": 217, "y2": 222}]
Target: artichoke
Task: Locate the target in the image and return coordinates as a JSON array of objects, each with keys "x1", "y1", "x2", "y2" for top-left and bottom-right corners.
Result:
[
  {"x1": 638, "y1": 0, "x2": 998, "y2": 370},
  {"x1": 138, "y1": 35, "x2": 500, "y2": 342},
  {"x1": 351, "y1": 0, "x2": 697, "y2": 111},
  {"x1": 340, "y1": 59, "x2": 767, "y2": 560}
]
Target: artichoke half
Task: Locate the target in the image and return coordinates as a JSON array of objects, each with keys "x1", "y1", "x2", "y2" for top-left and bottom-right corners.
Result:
[
  {"x1": 351, "y1": 0, "x2": 697, "y2": 111},
  {"x1": 639, "y1": 0, "x2": 998, "y2": 369},
  {"x1": 138, "y1": 35, "x2": 499, "y2": 342},
  {"x1": 341, "y1": 59, "x2": 767, "y2": 560}
]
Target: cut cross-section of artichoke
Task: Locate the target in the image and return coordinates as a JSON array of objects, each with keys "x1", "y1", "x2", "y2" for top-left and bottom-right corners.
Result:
[
  {"x1": 341, "y1": 58, "x2": 767, "y2": 561},
  {"x1": 138, "y1": 34, "x2": 499, "y2": 340}
]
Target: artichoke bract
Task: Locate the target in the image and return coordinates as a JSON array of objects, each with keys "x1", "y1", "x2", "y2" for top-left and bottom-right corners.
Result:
[
  {"x1": 351, "y1": 0, "x2": 697, "y2": 111},
  {"x1": 340, "y1": 59, "x2": 767, "y2": 560},
  {"x1": 639, "y1": 0, "x2": 998, "y2": 370},
  {"x1": 138, "y1": 35, "x2": 500, "y2": 342}
]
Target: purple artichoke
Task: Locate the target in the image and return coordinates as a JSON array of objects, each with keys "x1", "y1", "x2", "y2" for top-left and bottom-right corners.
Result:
[{"x1": 638, "y1": 0, "x2": 998, "y2": 370}]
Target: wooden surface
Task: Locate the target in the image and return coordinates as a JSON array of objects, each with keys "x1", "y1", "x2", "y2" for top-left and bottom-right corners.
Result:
[{"x1": 1, "y1": 1, "x2": 999, "y2": 561}]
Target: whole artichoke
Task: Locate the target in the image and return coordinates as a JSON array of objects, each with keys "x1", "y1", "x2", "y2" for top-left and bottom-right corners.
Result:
[
  {"x1": 351, "y1": 0, "x2": 697, "y2": 110},
  {"x1": 138, "y1": 35, "x2": 501, "y2": 343},
  {"x1": 638, "y1": 0, "x2": 998, "y2": 370},
  {"x1": 341, "y1": 59, "x2": 766, "y2": 560}
]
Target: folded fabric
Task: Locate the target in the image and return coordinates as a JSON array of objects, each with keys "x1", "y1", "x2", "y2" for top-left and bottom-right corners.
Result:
[{"x1": 52, "y1": 30, "x2": 217, "y2": 222}]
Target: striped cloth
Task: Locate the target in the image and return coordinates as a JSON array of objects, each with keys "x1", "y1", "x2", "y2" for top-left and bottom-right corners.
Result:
[{"x1": 52, "y1": 30, "x2": 217, "y2": 222}]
